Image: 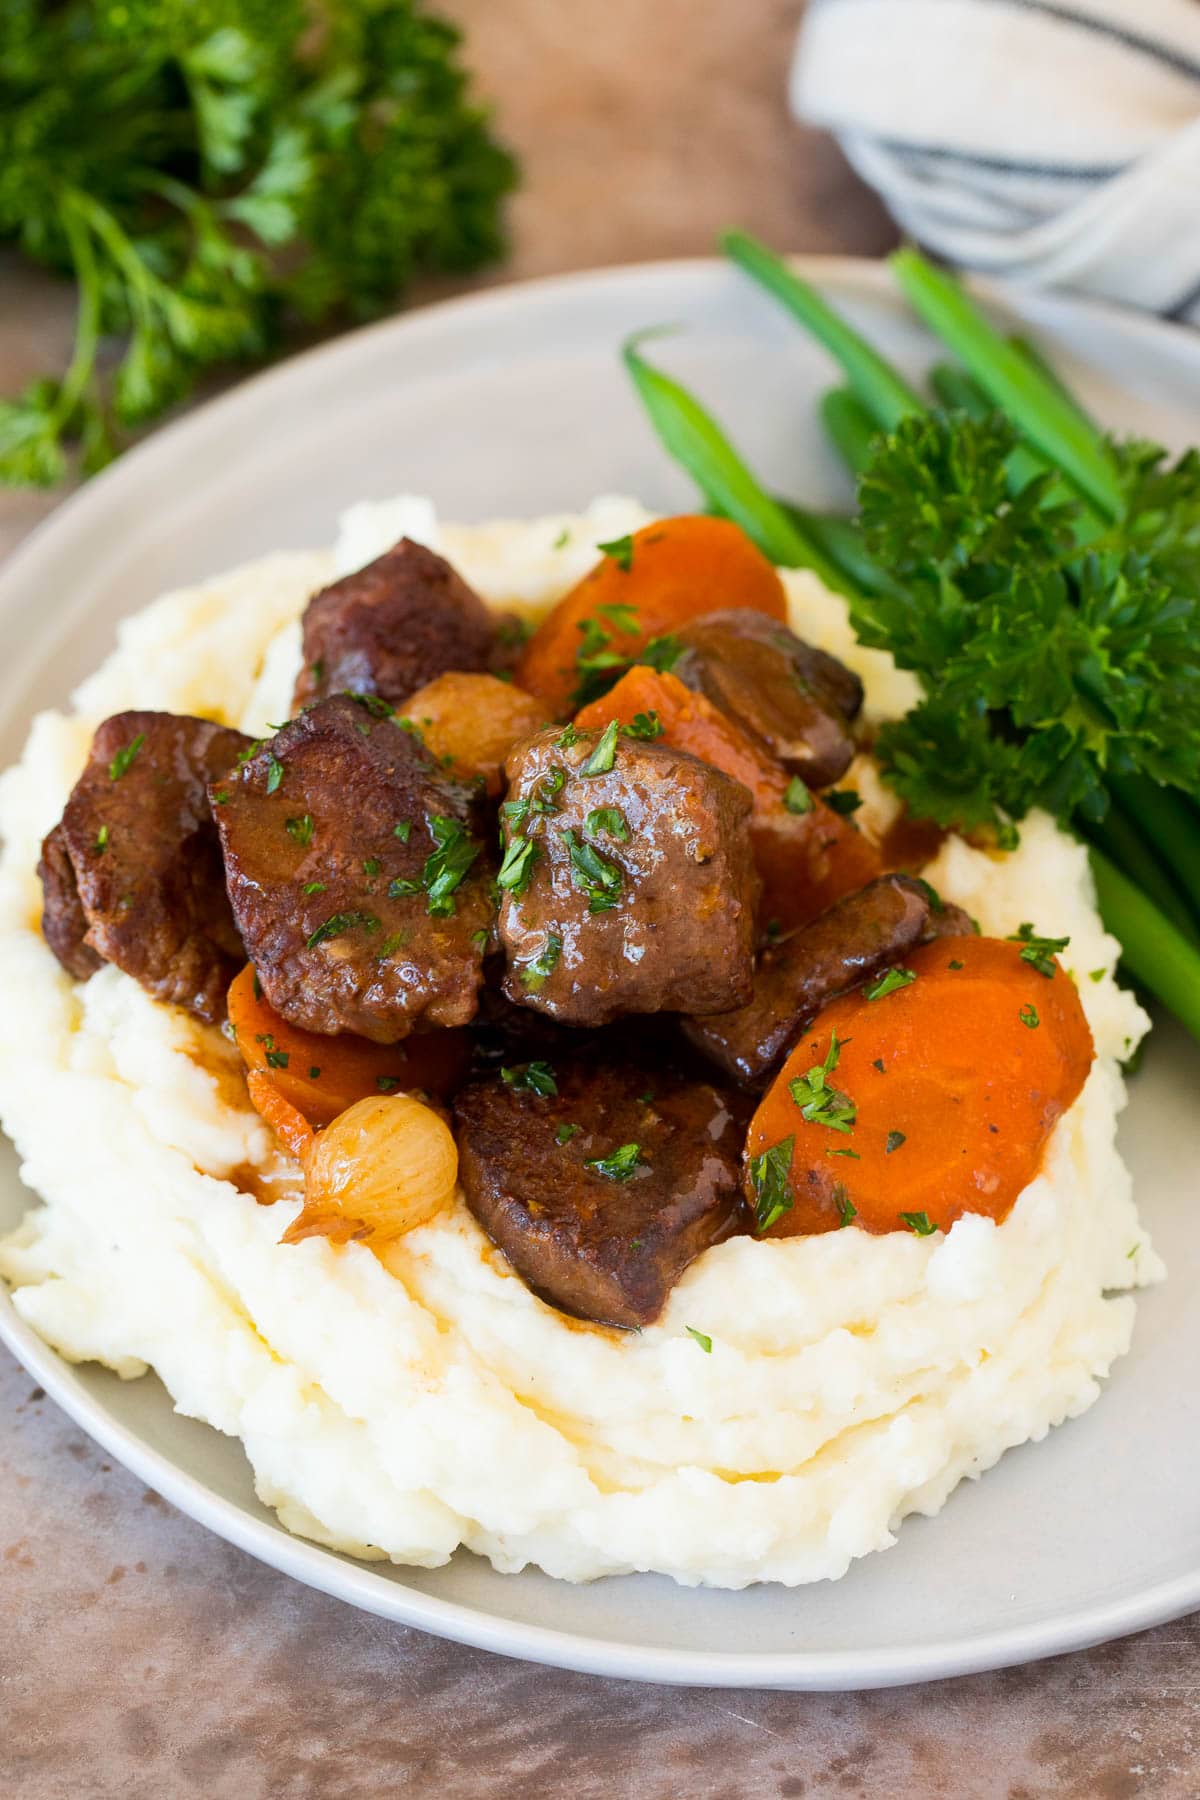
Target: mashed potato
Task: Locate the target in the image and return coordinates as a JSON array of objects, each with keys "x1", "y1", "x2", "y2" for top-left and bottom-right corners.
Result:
[{"x1": 0, "y1": 498, "x2": 1160, "y2": 1588}]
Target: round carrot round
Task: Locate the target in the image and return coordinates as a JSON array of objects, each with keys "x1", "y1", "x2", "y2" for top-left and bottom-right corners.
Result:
[
  {"x1": 745, "y1": 935, "x2": 1094, "y2": 1238},
  {"x1": 516, "y1": 516, "x2": 787, "y2": 716},
  {"x1": 228, "y1": 964, "x2": 469, "y2": 1139}
]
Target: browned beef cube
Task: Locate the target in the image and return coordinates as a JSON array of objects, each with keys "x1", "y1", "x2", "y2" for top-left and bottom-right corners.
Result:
[
  {"x1": 454, "y1": 1054, "x2": 749, "y2": 1327},
  {"x1": 683, "y1": 874, "x2": 940, "y2": 1086},
  {"x1": 674, "y1": 610, "x2": 863, "y2": 789},
  {"x1": 293, "y1": 539, "x2": 496, "y2": 713},
  {"x1": 39, "y1": 711, "x2": 251, "y2": 1022},
  {"x1": 213, "y1": 694, "x2": 493, "y2": 1041},
  {"x1": 497, "y1": 722, "x2": 758, "y2": 1026}
]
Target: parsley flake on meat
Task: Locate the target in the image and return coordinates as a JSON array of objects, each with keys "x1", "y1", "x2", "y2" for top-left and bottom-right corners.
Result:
[
  {"x1": 522, "y1": 933, "x2": 562, "y2": 991},
  {"x1": 108, "y1": 733, "x2": 145, "y2": 781},
  {"x1": 584, "y1": 806, "x2": 630, "y2": 841},
  {"x1": 581, "y1": 719, "x2": 620, "y2": 776},
  {"x1": 501, "y1": 1061, "x2": 558, "y2": 1098},
  {"x1": 265, "y1": 757, "x2": 284, "y2": 795},
  {"x1": 286, "y1": 814, "x2": 314, "y2": 846},
  {"x1": 306, "y1": 910, "x2": 380, "y2": 950},
  {"x1": 497, "y1": 834, "x2": 539, "y2": 895},
  {"x1": 560, "y1": 828, "x2": 623, "y2": 913},
  {"x1": 585, "y1": 1141, "x2": 644, "y2": 1180}
]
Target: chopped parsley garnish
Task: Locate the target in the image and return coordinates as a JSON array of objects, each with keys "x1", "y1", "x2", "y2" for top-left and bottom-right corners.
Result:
[
  {"x1": 376, "y1": 931, "x2": 409, "y2": 959},
  {"x1": 302, "y1": 880, "x2": 326, "y2": 896},
  {"x1": 235, "y1": 740, "x2": 263, "y2": 767},
  {"x1": 900, "y1": 1211, "x2": 937, "y2": 1237},
  {"x1": 555, "y1": 724, "x2": 580, "y2": 750},
  {"x1": 686, "y1": 1327, "x2": 713, "y2": 1354},
  {"x1": 424, "y1": 814, "x2": 481, "y2": 913},
  {"x1": 872, "y1": 1057, "x2": 886, "y2": 1072},
  {"x1": 265, "y1": 756, "x2": 284, "y2": 795},
  {"x1": 783, "y1": 777, "x2": 814, "y2": 815},
  {"x1": 824, "y1": 789, "x2": 862, "y2": 816},
  {"x1": 387, "y1": 815, "x2": 482, "y2": 917},
  {"x1": 1089, "y1": 967, "x2": 1106, "y2": 982},
  {"x1": 93, "y1": 823, "x2": 109, "y2": 854},
  {"x1": 749, "y1": 1135, "x2": 795, "y2": 1233},
  {"x1": 363, "y1": 857, "x2": 380, "y2": 877},
  {"x1": 765, "y1": 919, "x2": 782, "y2": 943},
  {"x1": 560, "y1": 828, "x2": 623, "y2": 913},
  {"x1": 394, "y1": 820, "x2": 412, "y2": 844},
  {"x1": 308, "y1": 1066, "x2": 321, "y2": 1081},
  {"x1": 552, "y1": 528, "x2": 571, "y2": 550},
  {"x1": 596, "y1": 533, "x2": 634, "y2": 572},
  {"x1": 864, "y1": 966, "x2": 917, "y2": 1002},
  {"x1": 286, "y1": 814, "x2": 313, "y2": 846},
  {"x1": 306, "y1": 910, "x2": 379, "y2": 950},
  {"x1": 1019, "y1": 1003, "x2": 1040, "y2": 1029},
  {"x1": 470, "y1": 928, "x2": 490, "y2": 951},
  {"x1": 554, "y1": 1121, "x2": 581, "y2": 1145},
  {"x1": 501, "y1": 1060, "x2": 558, "y2": 1098},
  {"x1": 836, "y1": 1186, "x2": 857, "y2": 1228},
  {"x1": 885, "y1": 1130, "x2": 906, "y2": 1154},
  {"x1": 585, "y1": 806, "x2": 629, "y2": 841},
  {"x1": 310, "y1": 660, "x2": 324, "y2": 687},
  {"x1": 948, "y1": 958, "x2": 964, "y2": 971},
  {"x1": 522, "y1": 933, "x2": 562, "y2": 990},
  {"x1": 353, "y1": 693, "x2": 395, "y2": 719},
  {"x1": 497, "y1": 834, "x2": 539, "y2": 896},
  {"x1": 1009, "y1": 921, "x2": 1069, "y2": 978},
  {"x1": 642, "y1": 633, "x2": 684, "y2": 673},
  {"x1": 107, "y1": 733, "x2": 145, "y2": 781},
  {"x1": 265, "y1": 1049, "x2": 289, "y2": 1070},
  {"x1": 211, "y1": 788, "x2": 230, "y2": 806},
  {"x1": 914, "y1": 876, "x2": 945, "y2": 913},
  {"x1": 581, "y1": 719, "x2": 620, "y2": 776},
  {"x1": 623, "y1": 711, "x2": 663, "y2": 741},
  {"x1": 376, "y1": 1075, "x2": 400, "y2": 1093},
  {"x1": 501, "y1": 797, "x2": 530, "y2": 830},
  {"x1": 596, "y1": 601, "x2": 640, "y2": 633},
  {"x1": 827, "y1": 1146, "x2": 860, "y2": 1159},
  {"x1": 787, "y1": 1033, "x2": 856, "y2": 1134},
  {"x1": 585, "y1": 1141, "x2": 643, "y2": 1180},
  {"x1": 531, "y1": 767, "x2": 566, "y2": 814}
]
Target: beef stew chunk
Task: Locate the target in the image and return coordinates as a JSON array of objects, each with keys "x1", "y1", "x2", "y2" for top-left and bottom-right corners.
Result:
[
  {"x1": 293, "y1": 538, "x2": 495, "y2": 713},
  {"x1": 39, "y1": 710, "x2": 251, "y2": 1021},
  {"x1": 683, "y1": 873, "x2": 958, "y2": 1086},
  {"x1": 455, "y1": 1054, "x2": 748, "y2": 1327},
  {"x1": 214, "y1": 694, "x2": 493, "y2": 1042},
  {"x1": 673, "y1": 609, "x2": 863, "y2": 789},
  {"x1": 497, "y1": 723, "x2": 758, "y2": 1026}
]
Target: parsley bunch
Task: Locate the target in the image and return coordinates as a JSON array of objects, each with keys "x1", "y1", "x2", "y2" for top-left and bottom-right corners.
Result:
[
  {"x1": 624, "y1": 234, "x2": 1200, "y2": 1042},
  {"x1": 0, "y1": 0, "x2": 516, "y2": 484}
]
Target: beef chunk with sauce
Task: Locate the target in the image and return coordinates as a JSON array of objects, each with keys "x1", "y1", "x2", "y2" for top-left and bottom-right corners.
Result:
[
  {"x1": 673, "y1": 610, "x2": 863, "y2": 790},
  {"x1": 213, "y1": 694, "x2": 493, "y2": 1042},
  {"x1": 497, "y1": 722, "x2": 758, "y2": 1026},
  {"x1": 38, "y1": 710, "x2": 251, "y2": 1022},
  {"x1": 684, "y1": 874, "x2": 974, "y2": 1087},
  {"x1": 293, "y1": 538, "x2": 496, "y2": 713},
  {"x1": 455, "y1": 1054, "x2": 749, "y2": 1328}
]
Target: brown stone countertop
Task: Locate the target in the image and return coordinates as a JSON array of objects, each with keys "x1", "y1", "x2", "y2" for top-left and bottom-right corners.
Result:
[{"x1": 2, "y1": 3, "x2": 1198, "y2": 1794}]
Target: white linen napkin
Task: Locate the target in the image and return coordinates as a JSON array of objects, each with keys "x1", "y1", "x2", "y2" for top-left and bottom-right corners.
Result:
[{"x1": 792, "y1": 0, "x2": 1200, "y2": 322}]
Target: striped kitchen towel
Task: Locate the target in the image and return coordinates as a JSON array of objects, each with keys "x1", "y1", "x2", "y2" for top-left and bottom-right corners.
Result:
[{"x1": 792, "y1": 0, "x2": 1200, "y2": 322}]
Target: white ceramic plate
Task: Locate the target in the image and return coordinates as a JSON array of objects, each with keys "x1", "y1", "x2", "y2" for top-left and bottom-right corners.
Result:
[{"x1": 3, "y1": 258, "x2": 1200, "y2": 1690}]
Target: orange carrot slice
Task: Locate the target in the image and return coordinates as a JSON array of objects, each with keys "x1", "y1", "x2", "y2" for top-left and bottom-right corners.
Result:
[
  {"x1": 228, "y1": 965, "x2": 470, "y2": 1144},
  {"x1": 517, "y1": 516, "x2": 787, "y2": 716},
  {"x1": 746, "y1": 935, "x2": 1094, "y2": 1238}
]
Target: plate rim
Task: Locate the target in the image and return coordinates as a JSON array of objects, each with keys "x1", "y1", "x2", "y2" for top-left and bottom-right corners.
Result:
[{"x1": 3, "y1": 252, "x2": 1200, "y2": 1689}]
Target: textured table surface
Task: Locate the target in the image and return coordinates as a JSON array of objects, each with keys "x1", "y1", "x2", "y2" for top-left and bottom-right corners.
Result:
[{"x1": 3, "y1": 4, "x2": 1198, "y2": 1795}]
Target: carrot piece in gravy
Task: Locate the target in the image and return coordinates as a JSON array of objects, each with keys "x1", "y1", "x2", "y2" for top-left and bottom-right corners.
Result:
[
  {"x1": 517, "y1": 516, "x2": 787, "y2": 716},
  {"x1": 746, "y1": 935, "x2": 1094, "y2": 1238}
]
